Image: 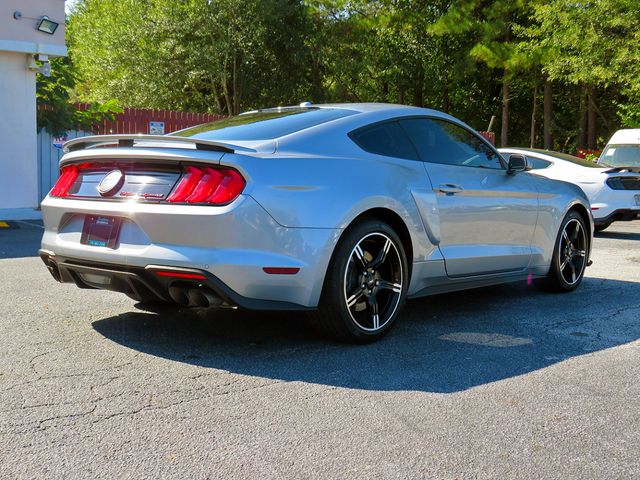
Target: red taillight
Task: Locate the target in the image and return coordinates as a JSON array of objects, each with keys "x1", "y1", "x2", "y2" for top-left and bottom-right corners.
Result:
[
  {"x1": 185, "y1": 167, "x2": 224, "y2": 203},
  {"x1": 167, "y1": 166, "x2": 245, "y2": 204},
  {"x1": 50, "y1": 165, "x2": 79, "y2": 197},
  {"x1": 208, "y1": 169, "x2": 245, "y2": 204}
]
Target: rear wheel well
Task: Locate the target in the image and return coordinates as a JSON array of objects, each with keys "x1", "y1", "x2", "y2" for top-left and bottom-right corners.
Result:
[
  {"x1": 347, "y1": 208, "x2": 414, "y2": 269},
  {"x1": 568, "y1": 203, "x2": 592, "y2": 248},
  {"x1": 569, "y1": 204, "x2": 591, "y2": 234}
]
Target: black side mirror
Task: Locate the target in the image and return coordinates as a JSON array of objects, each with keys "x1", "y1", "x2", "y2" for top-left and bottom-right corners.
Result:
[{"x1": 507, "y1": 154, "x2": 531, "y2": 175}]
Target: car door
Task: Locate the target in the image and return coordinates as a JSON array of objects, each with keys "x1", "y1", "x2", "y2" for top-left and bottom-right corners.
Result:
[{"x1": 400, "y1": 118, "x2": 539, "y2": 277}]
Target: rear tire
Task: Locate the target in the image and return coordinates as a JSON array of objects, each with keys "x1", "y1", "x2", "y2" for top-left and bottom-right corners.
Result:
[
  {"x1": 309, "y1": 219, "x2": 409, "y2": 343},
  {"x1": 536, "y1": 210, "x2": 588, "y2": 293}
]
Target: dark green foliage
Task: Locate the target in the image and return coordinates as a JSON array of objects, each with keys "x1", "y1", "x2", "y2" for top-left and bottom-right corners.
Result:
[
  {"x1": 62, "y1": 0, "x2": 640, "y2": 151},
  {"x1": 37, "y1": 57, "x2": 122, "y2": 136}
]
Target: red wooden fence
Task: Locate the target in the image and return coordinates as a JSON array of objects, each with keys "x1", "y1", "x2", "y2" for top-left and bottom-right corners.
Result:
[
  {"x1": 478, "y1": 131, "x2": 495, "y2": 145},
  {"x1": 74, "y1": 103, "x2": 226, "y2": 135}
]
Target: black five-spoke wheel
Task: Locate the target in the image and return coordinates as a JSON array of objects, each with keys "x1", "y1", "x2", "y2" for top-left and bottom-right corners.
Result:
[
  {"x1": 311, "y1": 220, "x2": 408, "y2": 343},
  {"x1": 558, "y1": 218, "x2": 587, "y2": 285},
  {"x1": 344, "y1": 233, "x2": 403, "y2": 332},
  {"x1": 537, "y1": 210, "x2": 589, "y2": 292}
]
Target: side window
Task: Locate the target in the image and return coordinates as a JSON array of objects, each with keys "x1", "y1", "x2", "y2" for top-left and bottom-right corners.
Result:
[
  {"x1": 527, "y1": 157, "x2": 552, "y2": 169},
  {"x1": 502, "y1": 153, "x2": 551, "y2": 169},
  {"x1": 350, "y1": 122, "x2": 419, "y2": 161},
  {"x1": 399, "y1": 118, "x2": 504, "y2": 170}
]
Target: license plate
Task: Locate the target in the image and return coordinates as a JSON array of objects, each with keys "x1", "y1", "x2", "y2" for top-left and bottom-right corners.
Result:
[
  {"x1": 635, "y1": 194, "x2": 640, "y2": 206},
  {"x1": 80, "y1": 215, "x2": 122, "y2": 248}
]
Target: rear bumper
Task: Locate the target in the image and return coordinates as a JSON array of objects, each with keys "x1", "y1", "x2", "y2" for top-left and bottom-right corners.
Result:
[
  {"x1": 39, "y1": 250, "x2": 313, "y2": 310},
  {"x1": 593, "y1": 208, "x2": 640, "y2": 226},
  {"x1": 40, "y1": 195, "x2": 340, "y2": 308}
]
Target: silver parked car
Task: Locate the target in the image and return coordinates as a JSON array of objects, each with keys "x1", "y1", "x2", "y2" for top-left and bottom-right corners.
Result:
[{"x1": 40, "y1": 103, "x2": 593, "y2": 342}]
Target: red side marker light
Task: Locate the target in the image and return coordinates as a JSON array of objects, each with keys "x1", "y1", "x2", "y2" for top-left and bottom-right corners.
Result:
[{"x1": 262, "y1": 267, "x2": 300, "y2": 275}]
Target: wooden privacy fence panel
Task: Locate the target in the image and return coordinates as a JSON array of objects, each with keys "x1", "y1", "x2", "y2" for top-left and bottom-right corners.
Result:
[
  {"x1": 478, "y1": 131, "x2": 495, "y2": 145},
  {"x1": 73, "y1": 103, "x2": 226, "y2": 135}
]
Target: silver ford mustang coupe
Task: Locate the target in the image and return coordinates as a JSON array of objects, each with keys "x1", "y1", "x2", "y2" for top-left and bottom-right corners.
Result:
[{"x1": 40, "y1": 103, "x2": 593, "y2": 342}]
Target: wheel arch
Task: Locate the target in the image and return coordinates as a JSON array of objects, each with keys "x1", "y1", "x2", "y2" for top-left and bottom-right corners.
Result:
[
  {"x1": 355, "y1": 208, "x2": 413, "y2": 265},
  {"x1": 568, "y1": 203, "x2": 591, "y2": 232},
  {"x1": 332, "y1": 207, "x2": 414, "y2": 279},
  {"x1": 566, "y1": 201, "x2": 593, "y2": 258}
]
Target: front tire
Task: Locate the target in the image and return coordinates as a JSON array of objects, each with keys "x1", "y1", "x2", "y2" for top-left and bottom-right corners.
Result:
[
  {"x1": 310, "y1": 220, "x2": 409, "y2": 343},
  {"x1": 536, "y1": 210, "x2": 588, "y2": 292}
]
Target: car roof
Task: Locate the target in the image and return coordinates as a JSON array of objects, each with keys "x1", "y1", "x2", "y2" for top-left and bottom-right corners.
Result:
[
  {"x1": 247, "y1": 102, "x2": 437, "y2": 115},
  {"x1": 172, "y1": 103, "x2": 491, "y2": 156},
  {"x1": 607, "y1": 129, "x2": 640, "y2": 145}
]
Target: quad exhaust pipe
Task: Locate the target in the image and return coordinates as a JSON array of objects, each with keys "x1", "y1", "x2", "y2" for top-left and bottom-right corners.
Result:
[{"x1": 168, "y1": 285, "x2": 222, "y2": 308}]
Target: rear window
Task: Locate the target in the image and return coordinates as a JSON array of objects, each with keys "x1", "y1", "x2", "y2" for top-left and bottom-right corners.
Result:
[
  {"x1": 171, "y1": 107, "x2": 356, "y2": 141},
  {"x1": 599, "y1": 144, "x2": 640, "y2": 167},
  {"x1": 350, "y1": 122, "x2": 419, "y2": 160}
]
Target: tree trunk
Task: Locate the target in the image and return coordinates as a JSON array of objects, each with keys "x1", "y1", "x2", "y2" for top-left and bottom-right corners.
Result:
[
  {"x1": 221, "y1": 55, "x2": 232, "y2": 116},
  {"x1": 232, "y1": 52, "x2": 240, "y2": 116},
  {"x1": 530, "y1": 84, "x2": 538, "y2": 148},
  {"x1": 501, "y1": 75, "x2": 509, "y2": 147},
  {"x1": 577, "y1": 86, "x2": 587, "y2": 150},
  {"x1": 311, "y1": 49, "x2": 323, "y2": 103},
  {"x1": 211, "y1": 84, "x2": 223, "y2": 113},
  {"x1": 413, "y1": 69, "x2": 424, "y2": 107},
  {"x1": 587, "y1": 84, "x2": 596, "y2": 149},
  {"x1": 543, "y1": 79, "x2": 552, "y2": 149},
  {"x1": 398, "y1": 87, "x2": 405, "y2": 105},
  {"x1": 442, "y1": 85, "x2": 450, "y2": 114}
]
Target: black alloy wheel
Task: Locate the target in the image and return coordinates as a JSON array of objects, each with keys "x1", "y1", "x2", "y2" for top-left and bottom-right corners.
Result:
[
  {"x1": 311, "y1": 220, "x2": 408, "y2": 343},
  {"x1": 537, "y1": 210, "x2": 588, "y2": 292}
]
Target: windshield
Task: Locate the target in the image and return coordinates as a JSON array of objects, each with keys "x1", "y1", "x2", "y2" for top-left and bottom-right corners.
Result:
[
  {"x1": 171, "y1": 107, "x2": 357, "y2": 141},
  {"x1": 599, "y1": 144, "x2": 640, "y2": 167}
]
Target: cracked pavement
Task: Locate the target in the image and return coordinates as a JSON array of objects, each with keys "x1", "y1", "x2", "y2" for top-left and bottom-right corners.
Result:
[{"x1": 0, "y1": 221, "x2": 639, "y2": 479}]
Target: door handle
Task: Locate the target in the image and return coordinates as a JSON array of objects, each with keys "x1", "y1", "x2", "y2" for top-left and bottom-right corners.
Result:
[{"x1": 438, "y1": 184, "x2": 464, "y2": 195}]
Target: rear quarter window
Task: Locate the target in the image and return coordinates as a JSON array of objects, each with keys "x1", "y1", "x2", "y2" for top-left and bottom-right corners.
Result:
[{"x1": 350, "y1": 122, "x2": 419, "y2": 161}]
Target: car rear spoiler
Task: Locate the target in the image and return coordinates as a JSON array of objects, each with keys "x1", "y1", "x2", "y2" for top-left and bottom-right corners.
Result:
[
  {"x1": 63, "y1": 134, "x2": 255, "y2": 154},
  {"x1": 602, "y1": 166, "x2": 640, "y2": 174}
]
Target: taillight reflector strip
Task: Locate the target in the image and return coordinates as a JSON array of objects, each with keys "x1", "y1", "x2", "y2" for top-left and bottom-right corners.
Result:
[
  {"x1": 262, "y1": 267, "x2": 300, "y2": 275},
  {"x1": 154, "y1": 271, "x2": 208, "y2": 280}
]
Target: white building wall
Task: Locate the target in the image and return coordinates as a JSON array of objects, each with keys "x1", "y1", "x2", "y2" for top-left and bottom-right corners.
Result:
[{"x1": 0, "y1": 51, "x2": 37, "y2": 208}]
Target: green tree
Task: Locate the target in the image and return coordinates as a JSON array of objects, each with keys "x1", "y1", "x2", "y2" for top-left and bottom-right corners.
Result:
[
  {"x1": 432, "y1": 0, "x2": 534, "y2": 146},
  {"x1": 68, "y1": 0, "x2": 310, "y2": 114},
  {"x1": 525, "y1": 0, "x2": 640, "y2": 148},
  {"x1": 37, "y1": 57, "x2": 121, "y2": 136}
]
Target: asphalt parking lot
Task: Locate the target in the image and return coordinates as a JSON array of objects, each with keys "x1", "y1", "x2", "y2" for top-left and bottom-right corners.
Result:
[{"x1": 1, "y1": 220, "x2": 639, "y2": 479}]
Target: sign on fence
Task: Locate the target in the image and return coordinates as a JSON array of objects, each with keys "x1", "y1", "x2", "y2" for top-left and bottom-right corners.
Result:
[
  {"x1": 52, "y1": 136, "x2": 67, "y2": 149},
  {"x1": 149, "y1": 121, "x2": 165, "y2": 135}
]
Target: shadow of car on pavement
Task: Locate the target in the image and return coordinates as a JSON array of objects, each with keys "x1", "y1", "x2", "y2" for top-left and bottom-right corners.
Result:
[{"x1": 92, "y1": 276, "x2": 640, "y2": 394}]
